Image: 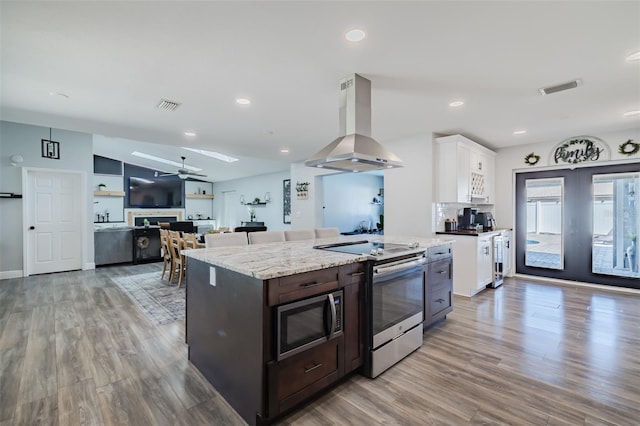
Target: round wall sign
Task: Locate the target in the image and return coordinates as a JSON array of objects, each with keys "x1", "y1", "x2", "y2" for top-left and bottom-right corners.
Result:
[{"x1": 550, "y1": 136, "x2": 610, "y2": 165}]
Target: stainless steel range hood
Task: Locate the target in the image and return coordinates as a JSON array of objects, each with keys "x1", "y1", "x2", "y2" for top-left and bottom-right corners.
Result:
[{"x1": 305, "y1": 74, "x2": 403, "y2": 172}]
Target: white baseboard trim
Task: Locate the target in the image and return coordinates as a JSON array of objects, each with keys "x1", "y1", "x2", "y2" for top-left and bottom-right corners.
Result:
[
  {"x1": 513, "y1": 274, "x2": 640, "y2": 295},
  {"x1": 0, "y1": 270, "x2": 24, "y2": 280},
  {"x1": 84, "y1": 263, "x2": 96, "y2": 271}
]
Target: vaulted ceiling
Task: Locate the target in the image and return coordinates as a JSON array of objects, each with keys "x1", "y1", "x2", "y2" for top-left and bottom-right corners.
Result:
[{"x1": 2, "y1": 1, "x2": 639, "y2": 181}]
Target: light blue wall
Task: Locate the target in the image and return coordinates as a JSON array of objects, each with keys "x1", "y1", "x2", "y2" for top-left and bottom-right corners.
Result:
[
  {"x1": 321, "y1": 172, "x2": 383, "y2": 233},
  {"x1": 0, "y1": 121, "x2": 94, "y2": 276}
]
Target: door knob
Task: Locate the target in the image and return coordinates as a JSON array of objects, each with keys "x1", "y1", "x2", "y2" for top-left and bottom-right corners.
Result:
[{"x1": 29, "y1": 226, "x2": 35, "y2": 230}]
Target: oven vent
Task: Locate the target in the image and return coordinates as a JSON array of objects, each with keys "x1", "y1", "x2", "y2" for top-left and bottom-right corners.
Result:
[
  {"x1": 538, "y1": 79, "x2": 582, "y2": 95},
  {"x1": 156, "y1": 99, "x2": 181, "y2": 111}
]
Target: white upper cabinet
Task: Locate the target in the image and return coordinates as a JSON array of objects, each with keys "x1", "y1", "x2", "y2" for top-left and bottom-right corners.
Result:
[{"x1": 436, "y1": 134, "x2": 496, "y2": 204}]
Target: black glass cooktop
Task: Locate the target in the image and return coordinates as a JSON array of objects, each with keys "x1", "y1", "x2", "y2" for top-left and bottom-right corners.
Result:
[{"x1": 314, "y1": 240, "x2": 419, "y2": 256}]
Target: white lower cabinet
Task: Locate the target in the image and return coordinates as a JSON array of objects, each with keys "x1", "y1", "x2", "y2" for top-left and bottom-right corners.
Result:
[{"x1": 447, "y1": 233, "x2": 497, "y2": 297}]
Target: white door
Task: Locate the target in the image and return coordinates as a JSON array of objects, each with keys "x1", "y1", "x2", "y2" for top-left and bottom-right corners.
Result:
[{"x1": 27, "y1": 170, "x2": 83, "y2": 275}]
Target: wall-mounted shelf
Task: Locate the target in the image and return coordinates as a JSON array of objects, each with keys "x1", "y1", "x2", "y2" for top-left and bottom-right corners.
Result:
[
  {"x1": 94, "y1": 190, "x2": 125, "y2": 197},
  {"x1": 186, "y1": 193, "x2": 214, "y2": 199},
  {"x1": 0, "y1": 193, "x2": 22, "y2": 199}
]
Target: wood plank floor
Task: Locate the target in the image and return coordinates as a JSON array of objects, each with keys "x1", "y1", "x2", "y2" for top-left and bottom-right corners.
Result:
[{"x1": 1, "y1": 266, "x2": 639, "y2": 425}]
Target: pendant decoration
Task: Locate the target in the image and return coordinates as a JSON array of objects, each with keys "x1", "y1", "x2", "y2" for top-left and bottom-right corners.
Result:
[{"x1": 524, "y1": 152, "x2": 540, "y2": 166}]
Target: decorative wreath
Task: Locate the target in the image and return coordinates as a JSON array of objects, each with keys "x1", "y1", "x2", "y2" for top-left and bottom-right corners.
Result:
[
  {"x1": 618, "y1": 139, "x2": 639, "y2": 156},
  {"x1": 137, "y1": 236, "x2": 150, "y2": 249},
  {"x1": 524, "y1": 152, "x2": 540, "y2": 166}
]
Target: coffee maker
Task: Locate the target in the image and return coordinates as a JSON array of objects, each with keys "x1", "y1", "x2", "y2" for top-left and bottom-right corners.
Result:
[
  {"x1": 458, "y1": 208, "x2": 478, "y2": 230},
  {"x1": 476, "y1": 212, "x2": 496, "y2": 230}
]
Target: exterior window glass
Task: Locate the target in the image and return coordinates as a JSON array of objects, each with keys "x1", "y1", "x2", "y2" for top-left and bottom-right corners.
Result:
[
  {"x1": 592, "y1": 172, "x2": 639, "y2": 278},
  {"x1": 525, "y1": 178, "x2": 564, "y2": 270}
]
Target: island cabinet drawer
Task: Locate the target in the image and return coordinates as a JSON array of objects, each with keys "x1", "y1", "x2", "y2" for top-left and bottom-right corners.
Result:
[
  {"x1": 426, "y1": 258, "x2": 452, "y2": 286},
  {"x1": 267, "y1": 337, "x2": 342, "y2": 415},
  {"x1": 428, "y1": 282, "x2": 453, "y2": 318},
  {"x1": 427, "y1": 244, "x2": 452, "y2": 262},
  {"x1": 267, "y1": 267, "x2": 340, "y2": 306},
  {"x1": 339, "y1": 262, "x2": 366, "y2": 286}
]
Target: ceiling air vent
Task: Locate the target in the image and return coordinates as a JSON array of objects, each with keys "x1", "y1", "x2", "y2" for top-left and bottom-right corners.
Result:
[
  {"x1": 156, "y1": 99, "x2": 181, "y2": 111},
  {"x1": 538, "y1": 79, "x2": 582, "y2": 95}
]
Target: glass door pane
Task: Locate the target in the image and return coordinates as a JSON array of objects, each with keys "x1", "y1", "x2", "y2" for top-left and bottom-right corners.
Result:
[
  {"x1": 525, "y1": 178, "x2": 564, "y2": 270},
  {"x1": 592, "y1": 172, "x2": 639, "y2": 278}
]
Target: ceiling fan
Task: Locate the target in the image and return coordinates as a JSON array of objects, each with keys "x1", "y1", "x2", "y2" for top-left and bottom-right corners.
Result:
[{"x1": 157, "y1": 156, "x2": 207, "y2": 180}]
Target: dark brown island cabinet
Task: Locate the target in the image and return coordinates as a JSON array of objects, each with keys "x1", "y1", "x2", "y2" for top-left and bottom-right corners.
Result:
[
  {"x1": 185, "y1": 259, "x2": 365, "y2": 425},
  {"x1": 424, "y1": 244, "x2": 454, "y2": 328},
  {"x1": 185, "y1": 243, "x2": 451, "y2": 425}
]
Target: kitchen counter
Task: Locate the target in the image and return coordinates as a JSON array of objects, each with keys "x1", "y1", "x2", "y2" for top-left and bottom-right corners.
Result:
[
  {"x1": 436, "y1": 227, "x2": 512, "y2": 237},
  {"x1": 183, "y1": 234, "x2": 450, "y2": 280}
]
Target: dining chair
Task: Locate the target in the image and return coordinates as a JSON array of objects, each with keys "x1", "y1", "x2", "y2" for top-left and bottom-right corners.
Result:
[
  {"x1": 168, "y1": 230, "x2": 186, "y2": 288},
  {"x1": 159, "y1": 229, "x2": 173, "y2": 281},
  {"x1": 205, "y1": 231, "x2": 249, "y2": 248},
  {"x1": 182, "y1": 232, "x2": 199, "y2": 250},
  {"x1": 248, "y1": 230, "x2": 286, "y2": 244},
  {"x1": 314, "y1": 227, "x2": 340, "y2": 238},
  {"x1": 284, "y1": 229, "x2": 315, "y2": 241}
]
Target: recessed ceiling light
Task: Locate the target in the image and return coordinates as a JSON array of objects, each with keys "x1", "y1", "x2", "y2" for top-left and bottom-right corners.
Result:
[
  {"x1": 183, "y1": 147, "x2": 238, "y2": 163},
  {"x1": 449, "y1": 100, "x2": 464, "y2": 108},
  {"x1": 513, "y1": 130, "x2": 527, "y2": 135},
  {"x1": 184, "y1": 131, "x2": 196, "y2": 137},
  {"x1": 345, "y1": 29, "x2": 366, "y2": 42},
  {"x1": 625, "y1": 51, "x2": 640, "y2": 63},
  {"x1": 280, "y1": 149, "x2": 289, "y2": 153},
  {"x1": 236, "y1": 98, "x2": 251, "y2": 105},
  {"x1": 49, "y1": 92, "x2": 69, "y2": 98},
  {"x1": 623, "y1": 110, "x2": 640, "y2": 117}
]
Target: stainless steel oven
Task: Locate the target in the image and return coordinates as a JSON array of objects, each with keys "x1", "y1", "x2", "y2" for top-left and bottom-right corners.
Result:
[
  {"x1": 276, "y1": 290, "x2": 343, "y2": 360},
  {"x1": 367, "y1": 253, "x2": 426, "y2": 377}
]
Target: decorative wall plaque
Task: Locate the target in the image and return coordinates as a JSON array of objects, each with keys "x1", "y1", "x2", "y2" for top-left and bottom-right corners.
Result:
[{"x1": 551, "y1": 136, "x2": 609, "y2": 165}]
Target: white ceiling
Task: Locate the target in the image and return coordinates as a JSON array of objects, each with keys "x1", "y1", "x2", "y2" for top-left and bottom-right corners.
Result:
[{"x1": 2, "y1": 1, "x2": 639, "y2": 182}]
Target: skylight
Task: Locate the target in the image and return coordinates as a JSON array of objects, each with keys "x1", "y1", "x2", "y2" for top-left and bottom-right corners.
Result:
[
  {"x1": 131, "y1": 151, "x2": 203, "y2": 172},
  {"x1": 182, "y1": 147, "x2": 239, "y2": 163}
]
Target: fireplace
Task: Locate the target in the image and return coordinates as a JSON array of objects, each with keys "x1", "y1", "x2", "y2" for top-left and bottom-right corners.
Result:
[{"x1": 125, "y1": 209, "x2": 184, "y2": 227}]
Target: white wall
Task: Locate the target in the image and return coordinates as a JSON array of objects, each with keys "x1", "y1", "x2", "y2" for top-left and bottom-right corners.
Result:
[
  {"x1": 211, "y1": 170, "x2": 291, "y2": 230},
  {"x1": 494, "y1": 128, "x2": 640, "y2": 230},
  {"x1": 0, "y1": 121, "x2": 94, "y2": 277},
  {"x1": 384, "y1": 134, "x2": 435, "y2": 238}
]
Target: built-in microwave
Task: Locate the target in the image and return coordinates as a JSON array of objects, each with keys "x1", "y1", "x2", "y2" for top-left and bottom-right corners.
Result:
[{"x1": 276, "y1": 290, "x2": 343, "y2": 360}]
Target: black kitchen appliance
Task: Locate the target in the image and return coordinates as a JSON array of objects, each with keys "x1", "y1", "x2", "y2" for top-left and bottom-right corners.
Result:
[
  {"x1": 132, "y1": 226, "x2": 162, "y2": 263},
  {"x1": 314, "y1": 240, "x2": 425, "y2": 378},
  {"x1": 476, "y1": 212, "x2": 496, "y2": 230},
  {"x1": 458, "y1": 208, "x2": 478, "y2": 230}
]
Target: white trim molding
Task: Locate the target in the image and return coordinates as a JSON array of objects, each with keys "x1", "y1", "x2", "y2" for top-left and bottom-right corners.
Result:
[{"x1": 0, "y1": 270, "x2": 23, "y2": 280}]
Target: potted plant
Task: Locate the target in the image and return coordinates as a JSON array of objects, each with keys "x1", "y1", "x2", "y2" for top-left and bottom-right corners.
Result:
[{"x1": 253, "y1": 197, "x2": 261, "y2": 204}]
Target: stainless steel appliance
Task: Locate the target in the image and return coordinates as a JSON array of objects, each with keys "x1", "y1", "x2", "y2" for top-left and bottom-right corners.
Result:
[
  {"x1": 476, "y1": 212, "x2": 496, "y2": 230},
  {"x1": 314, "y1": 240, "x2": 426, "y2": 378},
  {"x1": 276, "y1": 290, "x2": 343, "y2": 360},
  {"x1": 490, "y1": 235, "x2": 505, "y2": 288},
  {"x1": 304, "y1": 74, "x2": 403, "y2": 172}
]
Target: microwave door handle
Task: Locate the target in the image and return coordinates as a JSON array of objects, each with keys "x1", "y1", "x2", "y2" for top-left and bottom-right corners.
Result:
[{"x1": 327, "y1": 293, "x2": 337, "y2": 340}]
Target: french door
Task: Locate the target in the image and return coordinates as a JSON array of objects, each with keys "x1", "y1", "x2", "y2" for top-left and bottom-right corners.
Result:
[{"x1": 515, "y1": 162, "x2": 639, "y2": 289}]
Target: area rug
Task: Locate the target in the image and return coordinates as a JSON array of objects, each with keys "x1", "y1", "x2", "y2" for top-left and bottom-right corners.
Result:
[{"x1": 111, "y1": 271, "x2": 185, "y2": 325}]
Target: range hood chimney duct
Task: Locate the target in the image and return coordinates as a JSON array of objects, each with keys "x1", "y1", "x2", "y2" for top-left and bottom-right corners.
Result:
[{"x1": 304, "y1": 74, "x2": 403, "y2": 172}]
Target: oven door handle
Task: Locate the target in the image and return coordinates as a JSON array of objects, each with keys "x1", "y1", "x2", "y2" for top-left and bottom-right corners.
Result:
[
  {"x1": 326, "y1": 292, "x2": 337, "y2": 340},
  {"x1": 373, "y1": 257, "x2": 426, "y2": 276}
]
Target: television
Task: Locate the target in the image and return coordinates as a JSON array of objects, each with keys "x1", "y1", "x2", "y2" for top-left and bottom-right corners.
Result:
[{"x1": 128, "y1": 176, "x2": 184, "y2": 208}]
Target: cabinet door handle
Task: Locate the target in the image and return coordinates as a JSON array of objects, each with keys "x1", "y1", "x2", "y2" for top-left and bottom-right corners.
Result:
[
  {"x1": 349, "y1": 272, "x2": 365, "y2": 277},
  {"x1": 304, "y1": 363, "x2": 323, "y2": 373},
  {"x1": 484, "y1": 247, "x2": 490, "y2": 256},
  {"x1": 300, "y1": 281, "x2": 320, "y2": 288},
  {"x1": 436, "y1": 298, "x2": 445, "y2": 304},
  {"x1": 438, "y1": 270, "x2": 448, "y2": 275}
]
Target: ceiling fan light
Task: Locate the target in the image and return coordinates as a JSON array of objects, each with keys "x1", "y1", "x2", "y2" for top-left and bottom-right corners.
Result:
[{"x1": 178, "y1": 174, "x2": 189, "y2": 180}]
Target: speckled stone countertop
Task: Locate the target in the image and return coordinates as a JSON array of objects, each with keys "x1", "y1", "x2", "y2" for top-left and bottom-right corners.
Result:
[
  {"x1": 183, "y1": 234, "x2": 452, "y2": 280},
  {"x1": 435, "y1": 227, "x2": 513, "y2": 237}
]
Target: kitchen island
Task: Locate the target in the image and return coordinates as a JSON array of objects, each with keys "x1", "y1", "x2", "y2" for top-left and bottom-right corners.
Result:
[{"x1": 182, "y1": 234, "x2": 451, "y2": 425}]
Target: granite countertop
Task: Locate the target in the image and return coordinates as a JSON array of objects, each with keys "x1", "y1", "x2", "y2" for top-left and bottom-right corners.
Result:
[
  {"x1": 183, "y1": 234, "x2": 452, "y2": 280},
  {"x1": 435, "y1": 227, "x2": 512, "y2": 237}
]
